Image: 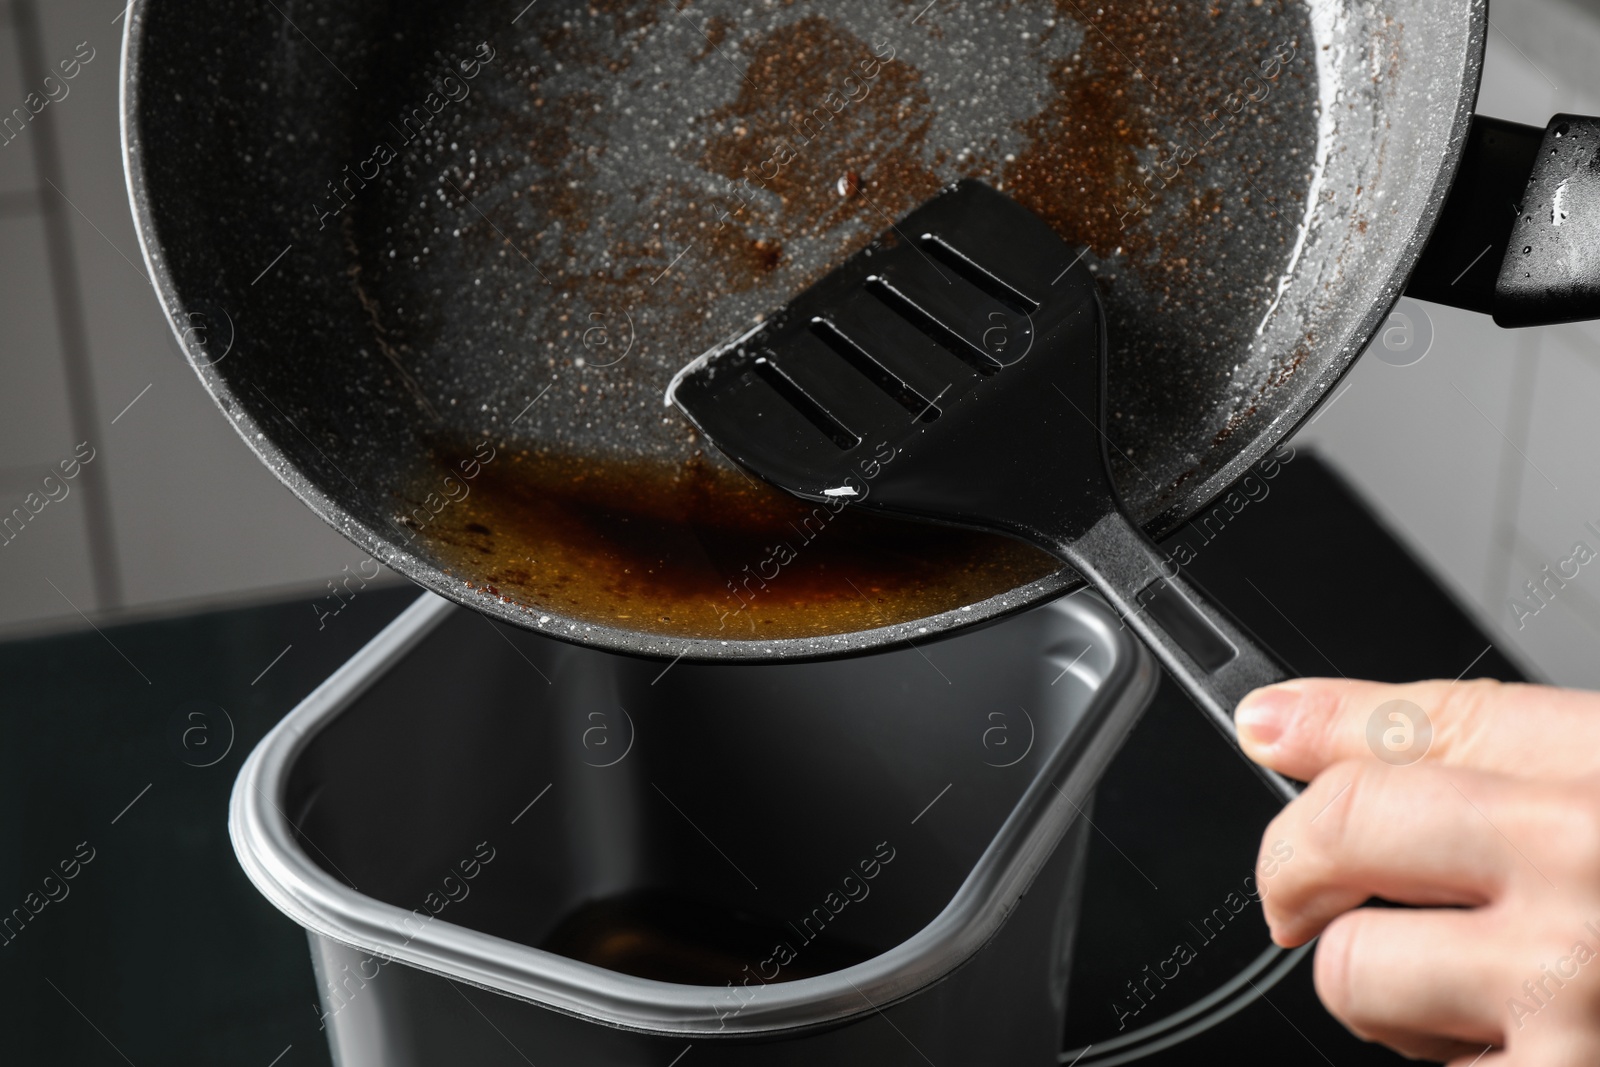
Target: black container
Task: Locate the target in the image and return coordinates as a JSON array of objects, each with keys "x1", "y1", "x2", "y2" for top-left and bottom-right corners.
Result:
[{"x1": 230, "y1": 591, "x2": 1155, "y2": 1065}]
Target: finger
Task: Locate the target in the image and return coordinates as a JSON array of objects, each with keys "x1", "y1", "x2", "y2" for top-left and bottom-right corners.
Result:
[
  {"x1": 1313, "y1": 908, "x2": 1506, "y2": 1050},
  {"x1": 1446, "y1": 1047, "x2": 1502, "y2": 1067},
  {"x1": 1234, "y1": 678, "x2": 1600, "y2": 781},
  {"x1": 1259, "y1": 762, "x2": 1514, "y2": 946},
  {"x1": 1509, "y1": 1031, "x2": 1600, "y2": 1067},
  {"x1": 1368, "y1": 1031, "x2": 1492, "y2": 1065}
]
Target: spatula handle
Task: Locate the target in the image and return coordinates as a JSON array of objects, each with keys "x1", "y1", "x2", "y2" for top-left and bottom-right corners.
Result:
[{"x1": 1056, "y1": 511, "x2": 1302, "y2": 804}]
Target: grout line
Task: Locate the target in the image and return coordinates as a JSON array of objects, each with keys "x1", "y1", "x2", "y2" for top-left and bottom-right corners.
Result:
[
  {"x1": 1486, "y1": 333, "x2": 1544, "y2": 608},
  {"x1": 12, "y1": 0, "x2": 123, "y2": 610}
]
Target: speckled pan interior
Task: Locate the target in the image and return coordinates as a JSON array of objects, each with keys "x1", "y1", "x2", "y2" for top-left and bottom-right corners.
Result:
[{"x1": 123, "y1": 0, "x2": 1484, "y2": 660}]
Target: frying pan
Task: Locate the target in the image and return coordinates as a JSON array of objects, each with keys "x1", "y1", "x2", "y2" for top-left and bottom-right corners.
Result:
[{"x1": 122, "y1": 0, "x2": 1600, "y2": 661}]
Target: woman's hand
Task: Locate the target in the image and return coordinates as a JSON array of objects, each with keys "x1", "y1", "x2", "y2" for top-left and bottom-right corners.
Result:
[{"x1": 1235, "y1": 678, "x2": 1600, "y2": 1065}]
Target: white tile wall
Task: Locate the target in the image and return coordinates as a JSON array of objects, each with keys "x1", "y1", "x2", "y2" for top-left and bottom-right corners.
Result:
[
  {"x1": 0, "y1": 485, "x2": 98, "y2": 622},
  {"x1": 1296, "y1": 304, "x2": 1522, "y2": 613},
  {"x1": 1297, "y1": 1, "x2": 1600, "y2": 686},
  {"x1": 0, "y1": 0, "x2": 365, "y2": 633},
  {"x1": 0, "y1": 20, "x2": 37, "y2": 196},
  {"x1": 0, "y1": 214, "x2": 77, "y2": 468}
]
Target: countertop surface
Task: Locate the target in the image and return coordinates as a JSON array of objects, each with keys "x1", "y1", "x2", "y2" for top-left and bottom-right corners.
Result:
[{"x1": 0, "y1": 449, "x2": 1523, "y2": 1066}]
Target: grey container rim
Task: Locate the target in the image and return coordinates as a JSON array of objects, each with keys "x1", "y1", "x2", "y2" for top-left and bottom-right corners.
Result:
[{"x1": 228, "y1": 590, "x2": 1157, "y2": 1037}]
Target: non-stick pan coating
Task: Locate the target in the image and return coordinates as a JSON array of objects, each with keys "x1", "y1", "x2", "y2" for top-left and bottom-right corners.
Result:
[{"x1": 123, "y1": 0, "x2": 1484, "y2": 660}]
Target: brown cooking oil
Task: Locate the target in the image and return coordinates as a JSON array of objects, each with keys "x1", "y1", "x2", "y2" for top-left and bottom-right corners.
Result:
[
  {"x1": 540, "y1": 888, "x2": 875, "y2": 985},
  {"x1": 409, "y1": 446, "x2": 1058, "y2": 642}
]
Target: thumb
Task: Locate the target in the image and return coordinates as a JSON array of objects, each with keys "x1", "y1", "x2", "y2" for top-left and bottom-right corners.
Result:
[{"x1": 1233, "y1": 677, "x2": 1600, "y2": 781}]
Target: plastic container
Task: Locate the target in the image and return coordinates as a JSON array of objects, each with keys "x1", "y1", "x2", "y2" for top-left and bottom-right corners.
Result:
[{"x1": 230, "y1": 591, "x2": 1155, "y2": 1065}]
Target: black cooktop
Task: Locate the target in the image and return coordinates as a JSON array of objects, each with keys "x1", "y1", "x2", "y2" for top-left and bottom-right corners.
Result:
[{"x1": 0, "y1": 450, "x2": 1521, "y2": 1066}]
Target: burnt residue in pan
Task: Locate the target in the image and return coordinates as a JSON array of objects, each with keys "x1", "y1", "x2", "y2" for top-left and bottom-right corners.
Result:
[
  {"x1": 697, "y1": 16, "x2": 947, "y2": 245},
  {"x1": 410, "y1": 446, "x2": 1057, "y2": 641},
  {"x1": 353, "y1": 0, "x2": 1318, "y2": 640}
]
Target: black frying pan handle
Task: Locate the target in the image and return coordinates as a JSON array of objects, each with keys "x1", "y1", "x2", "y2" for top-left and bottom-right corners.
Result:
[
  {"x1": 1406, "y1": 113, "x2": 1600, "y2": 327},
  {"x1": 1054, "y1": 512, "x2": 1302, "y2": 805}
]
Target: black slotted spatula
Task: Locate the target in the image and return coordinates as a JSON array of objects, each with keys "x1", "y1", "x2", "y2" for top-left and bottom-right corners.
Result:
[{"x1": 668, "y1": 180, "x2": 1298, "y2": 802}]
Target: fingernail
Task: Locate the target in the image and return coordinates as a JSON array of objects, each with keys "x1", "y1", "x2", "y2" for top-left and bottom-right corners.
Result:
[{"x1": 1235, "y1": 684, "x2": 1302, "y2": 748}]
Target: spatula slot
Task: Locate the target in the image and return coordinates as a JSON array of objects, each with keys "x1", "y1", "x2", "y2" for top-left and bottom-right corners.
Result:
[
  {"x1": 809, "y1": 318, "x2": 942, "y2": 423},
  {"x1": 864, "y1": 276, "x2": 1003, "y2": 375},
  {"x1": 748, "y1": 356, "x2": 862, "y2": 451},
  {"x1": 917, "y1": 235, "x2": 1039, "y2": 315}
]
